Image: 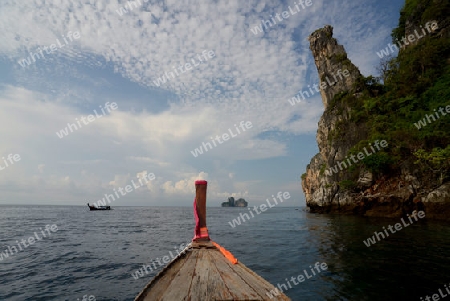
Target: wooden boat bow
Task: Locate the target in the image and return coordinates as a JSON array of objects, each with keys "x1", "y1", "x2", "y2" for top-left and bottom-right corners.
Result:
[{"x1": 134, "y1": 180, "x2": 291, "y2": 301}]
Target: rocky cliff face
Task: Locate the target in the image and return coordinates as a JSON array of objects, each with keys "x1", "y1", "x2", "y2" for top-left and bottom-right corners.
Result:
[
  {"x1": 308, "y1": 25, "x2": 361, "y2": 109},
  {"x1": 301, "y1": 22, "x2": 450, "y2": 219},
  {"x1": 302, "y1": 25, "x2": 367, "y2": 215}
]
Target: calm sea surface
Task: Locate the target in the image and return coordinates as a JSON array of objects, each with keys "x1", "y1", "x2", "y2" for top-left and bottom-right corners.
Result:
[{"x1": 0, "y1": 205, "x2": 449, "y2": 301}]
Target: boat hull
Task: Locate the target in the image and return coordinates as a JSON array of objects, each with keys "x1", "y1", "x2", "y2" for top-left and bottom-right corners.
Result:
[
  {"x1": 134, "y1": 241, "x2": 291, "y2": 301},
  {"x1": 87, "y1": 204, "x2": 111, "y2": 210}
]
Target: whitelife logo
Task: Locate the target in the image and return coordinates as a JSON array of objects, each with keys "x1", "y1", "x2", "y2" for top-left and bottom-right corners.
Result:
[
  {"x1": 288, "y1": 69, "x2": 350, "y2": 106},
  {"x1": 324, "y1": 140, "x2": 388, "y2": 176},
  {"x1": 376, "y1": 21, "x2": 438, "y2": 59},
  {"x1": 266, "y1": 262, "x2": 328, "y2": 298},
  {"x1": 131, "y1": 242, "x2": 191, "y2": 280},
  {"x1": 18, "y1": 31, "x2": 81, "y2": 68},
  {"x1": 0, "y1": 154, "x2": 21, "y2": 171},
  {"x1": 191, "y1": 121, "x2": 252, "y2": 158},
  {"x1": 153, "y1": 50, "x2": 215, "y2": 87},
  {"x1": 228, "y1": 192, "x2": 290, "y2": 228},
  {"x1": 116, "y1": 0, "x2": 147, "y2": 16},
  {"x1": 55, "y1": 102, "x2": 118, "y2": 139},
  {"x1": 420, "y1": 283, "x2": 450, "y2": 301},
  {"x1": 0, "y1": 224, "x2": 58, "y2": 261},
  {"x1": 414, "y1": 105, "x2": 450, "y2": 129},
  {"x1": 363, "y1": 211, "x2": 425, "y2": 247},
  {"x1": 92, "y1": 172, "x2": 156, "y2": 207},
  {"x1": 250, "y1": 0, "x2": 313, "y2": 35}
]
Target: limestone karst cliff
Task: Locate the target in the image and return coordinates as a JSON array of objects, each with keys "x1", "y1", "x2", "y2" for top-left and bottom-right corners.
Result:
[
  {"x1": 301, "y1": 0, "x2": 450, "y2": 219},
  {"x1": 308, "y1": 25, "x2": 361, "y2": 109},
  {"x1": 221, "y1": 197, "x2": 248, "y2": 207}
]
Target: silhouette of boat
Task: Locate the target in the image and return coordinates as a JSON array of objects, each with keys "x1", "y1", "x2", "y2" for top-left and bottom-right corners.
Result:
[{"x1": 87, "y1": 203, "x2": 111, "y2": 210}]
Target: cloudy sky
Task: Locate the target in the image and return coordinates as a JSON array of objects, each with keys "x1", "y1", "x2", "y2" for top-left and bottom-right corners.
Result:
[{"x1": 0, "y1": 0, "x2": 404, "y2": 207}]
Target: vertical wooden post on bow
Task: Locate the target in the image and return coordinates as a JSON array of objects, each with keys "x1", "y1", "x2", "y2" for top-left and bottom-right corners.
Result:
[{"x1": 193, "y1": 180, "x2": 210, "y2": 241}]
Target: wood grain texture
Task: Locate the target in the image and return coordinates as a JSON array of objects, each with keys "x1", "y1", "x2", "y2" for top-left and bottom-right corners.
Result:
[
  {"x1": 136, "y1": 248, "x2": 192, "y2": 301},
  {"x1": 233, "y1": 262, "x2": 291, "y2": 301},
  {"x1": 138, "y1": 251, "x2": 194, "y2": 301},
  {"x1": 135, "y1": 242, "x2": 292, "y2": 301},
  {"x1": 202, "y1": 250, "x2": 235, "y2": 300},
  {"x1": 209, "y1": 250, "x2": 262, "y2": 300},
  {"x1": 188, "y1": 249, "x2": 211, "y2": 300},
  {"x1": 159, "y1": 250, "x2": 198, "y2": 301}
]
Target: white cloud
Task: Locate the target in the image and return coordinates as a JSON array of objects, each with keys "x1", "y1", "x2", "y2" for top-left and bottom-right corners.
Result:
[
  {"x1": 0, "y1": 0, "x2": 403, "y2": 205},
  {"x1": 0, "y1": 85, "x2": 285, "y2": 204}
]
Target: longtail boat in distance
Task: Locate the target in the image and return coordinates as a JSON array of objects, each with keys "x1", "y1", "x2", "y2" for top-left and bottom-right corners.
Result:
[
  {"x1": 134, "y1": 180, "x2": 291, "y2": 301},
  {"x1": 87, "y1": 203, "x2": 111, "y2": 210}
]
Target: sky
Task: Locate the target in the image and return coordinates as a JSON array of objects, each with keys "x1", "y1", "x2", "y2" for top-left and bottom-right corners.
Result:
[{"x1": 0, "y1": 0, "x2": 405, "y2": 207}]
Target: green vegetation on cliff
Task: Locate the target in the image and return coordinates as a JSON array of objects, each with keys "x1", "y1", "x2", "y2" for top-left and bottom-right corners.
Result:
[
  {"x1": 392, "y1": 0, "x2": 449, "y2": 41},
  {"x1": 327, "y1": 0, "x2": 450, "y2": 189}
]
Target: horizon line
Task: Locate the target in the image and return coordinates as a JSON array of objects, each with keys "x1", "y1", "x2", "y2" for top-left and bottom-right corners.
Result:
[{"x1": 0, "y1": 203, "x2": 305, "y2": 207}]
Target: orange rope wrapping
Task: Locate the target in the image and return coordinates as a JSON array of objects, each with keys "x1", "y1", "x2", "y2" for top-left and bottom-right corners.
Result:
[{"x1": 212, "y1": 242, "x2": 238, "y2": 264}]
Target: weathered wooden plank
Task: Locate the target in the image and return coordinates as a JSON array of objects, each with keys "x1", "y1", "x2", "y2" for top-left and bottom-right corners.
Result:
[
  {"x1": 159, "y1": 249, "x2": 199, "y2": 301},
  {"x1": 191, "y1": 240, "x2": 215, "y2": 249},
  {"x1": 232, "y1": 262, "x2": 291, "y2": 301},
  {"x1": 204, "y1": 250, "x2": 235, "y2": 300},
  {"x1": 189, "y1": 249, "x2": 235, "y2": 300},
  {"x1": 209, "y1": 249, "x2": 263, "y2": 300},
  {"x1": 138, "y1": 251, "x2": 192, "y2": 301},
  {"x1": 135, "y1": 179, "x2": 292, "y2": 301},
  {"x1": 188, "y1": 249, "x2": 210, "y2": 300}
]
